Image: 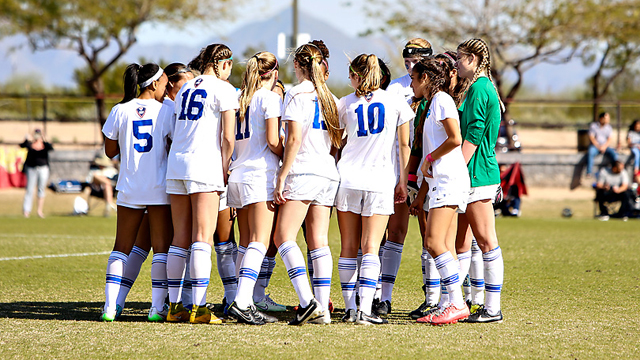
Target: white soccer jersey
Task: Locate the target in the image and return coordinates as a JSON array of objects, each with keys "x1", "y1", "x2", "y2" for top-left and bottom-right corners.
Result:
[
  {"x1": 337, "y1": 89, "x2": 414, "y2": 192},
  {"x1": 387, "y1": 74, "x2": 413, "y2": 104},
  {"x1": 229, "y1": 87, "x2": 282, "y2": 182},
  {"x1": 166, "y1": 75, "x2": 239, "y2": 185},
  {"x1": 102, "y1": 98, "x2": 170, "y2": 205},
  {"x1": 281, "y1": 80, "x2": 339, "y2": 181},
  {"x1": 157, "y1": 97, "x2": 175, "y2": 149},
  {"x1": 422, "y1": 91, "x2": 469, "y2": 182}
]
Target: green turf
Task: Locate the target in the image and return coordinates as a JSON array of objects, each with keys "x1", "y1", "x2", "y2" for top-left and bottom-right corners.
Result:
[{"x1": 0, "y1": 214, "x2": 638, "y2": 359}]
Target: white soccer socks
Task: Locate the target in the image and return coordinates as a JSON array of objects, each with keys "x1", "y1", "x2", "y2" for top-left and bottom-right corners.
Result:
[
  {"x1": 339, "y1": 257, "x2": 358, "y2": 311},
  {"x1": 150, "y1": 253, "x2": 168, "y2": 310},
  {"x1": 358, "y1": 254, "x2": 381, "y2": 315},
  {"x1": 215, "y1": 240, "x2": 238, "y2": 302},
  {"x1": 116, "y1": 246, "x2": 148, "y2": 308},
  {"x1": 166, "y1": 245, "x2": 188, "y2": 303},
  {"x1": 253, "y1": 256, "x2": 275, "y2": 303},
  {"x1": 483, "y1": 246, "x2": 503, "y2": 315},
  {"x1": 278, "y1": 241, "x2": 314, "y2": 308},
  {"x1": 434, "y1": 251, "x2": 464, "y2": 308},
  {"x1": 380, "y1": 241, "x2": 404, "y2": 302},
  {"x1": 235, "y1": 242, "x2": 267, "y2": 309},
  {"x1": 190, "y1": 242, "x2": 212, "y2": 307},
  {"x1": 470, "y1": 239, "x2": 486, "y2": 305},
  {"x1": 310, "y1": 246, "x2": 332, "y2": 312},
  {"x1": 104, "y1": 251, "x2": 128, "y2": 313},
  {"x1": 422, "y1": 249, "x2": 441, "y2": 305}
]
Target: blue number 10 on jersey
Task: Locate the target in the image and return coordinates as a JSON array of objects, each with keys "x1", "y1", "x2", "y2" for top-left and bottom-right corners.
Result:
[
  {"x1": 178, "y1": 89, "x2": 208, "y2": 120},
  {"x1": 355, "y1": 102, "x2": 385, "y2": 137}
]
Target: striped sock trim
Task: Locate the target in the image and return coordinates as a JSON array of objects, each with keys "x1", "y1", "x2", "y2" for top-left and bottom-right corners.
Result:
[
  {"x1": 168, "y1": 246, "x2": 188, "y2": 259},
  {"x1": 312, "y1": 277, "x2": 331, "y2": 287},
  {"x1": 434, "y1": 252, "x2": 454, "y2": 269},
  {"x1": 483, "y1": 246, "x2": 502, "y2": 262},
  {"x1": 485, "y1": 283, "x2": 502, "y2": 293},
  {"x1": 310, "y1": 246, "x2": 331, "y2": 261},
  {"x1": 384, "y1": 241, "x2": 404, "y2": 254},
  {"x1": 151, "y1": 253, "x2": 168, "y2": 265},
  {"x1": 287, "y1": 266, "x2": 307, "y2": 280},
  {"x1": 190, "y1": 278, "x2": 210, "y2": 288},
  {"x1": 130, "y1": 246, "x2": 149, "y2": 259},
  {"x1": 238, "y1": 267, "x2": 259, "y2": 281}
]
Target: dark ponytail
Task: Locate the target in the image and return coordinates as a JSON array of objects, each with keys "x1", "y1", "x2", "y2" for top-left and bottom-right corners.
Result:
[{"x1": 120, "y1": 63, "x2": 161, "y2": 104}]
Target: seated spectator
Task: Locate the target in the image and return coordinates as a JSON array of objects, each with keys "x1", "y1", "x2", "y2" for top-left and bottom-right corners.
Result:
[
  {"x1": 595, "y1": 161, "x2": 631, "y2": 221},
  {"x1": 627, "y1": 119, "x2": 640, "y2": 174},
  {"x1": 587, "y1": 112, "x2": 618, "y2": 177},
  {"x1": 87, "y1": 153, "x2": 118, "y2": 216}
]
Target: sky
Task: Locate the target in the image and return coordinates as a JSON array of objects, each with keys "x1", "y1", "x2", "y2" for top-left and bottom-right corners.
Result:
[{"x1": 136, "y1": 0, "x2": 373, "y2": 46}]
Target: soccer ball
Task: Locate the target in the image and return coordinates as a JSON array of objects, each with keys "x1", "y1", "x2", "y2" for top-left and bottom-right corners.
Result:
[{"x1": 561, "y1": 208, "x2": 573, "y2": 218}]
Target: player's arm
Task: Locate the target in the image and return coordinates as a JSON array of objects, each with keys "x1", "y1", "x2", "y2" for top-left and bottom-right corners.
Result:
[
  {"x1": 105, "y1": 139, "x2": 119, "y2": 158},
  {"x1": 266, "y1": 116, "x2": 284, "y2": 157},
  {"x1": 274, "y1": 120, "x2": 302, "y2": 205},
  {"x1": 395, "y1": 121, "x2": 410, "y2": 204},
  {"x1": 220, "y1": 109, "x2": 236, "y2": 185}
]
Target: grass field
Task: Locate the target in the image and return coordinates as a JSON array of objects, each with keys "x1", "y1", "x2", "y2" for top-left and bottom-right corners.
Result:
[{"x1": 0, "y1": 189, "x2": 639, "y2": 359}]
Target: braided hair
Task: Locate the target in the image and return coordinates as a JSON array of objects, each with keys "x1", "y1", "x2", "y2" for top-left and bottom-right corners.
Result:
[
  {"x1": 457, "y1": 38, "x2": 504, "y2": 111},
  {"x1": 188, "y1": 44, "x2": 233, "y2": 79}
]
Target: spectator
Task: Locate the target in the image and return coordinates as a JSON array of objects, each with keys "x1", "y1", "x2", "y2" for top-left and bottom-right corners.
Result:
[
  {"x1": 20, "y1": 129, "x2": 53, "y2": 218},
  {"x1": 627, "y1": 119, "x2": 640, "y2": 174},
  {"x1": 595, "y1": 161, "x2": 631, "y2": 221},
  {"x1": 587, "y1": 112, "x2": 618, "y2": 177},
  {"x1": 87, "y1": 152, "x2": 118, "y2": 217}
]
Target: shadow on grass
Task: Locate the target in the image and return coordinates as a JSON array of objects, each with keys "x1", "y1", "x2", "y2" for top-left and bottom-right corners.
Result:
[
  {"x1": 0, "y1": 301, "x2": 151, "y2": 322},
  {"x1": 0, "y1": 301, "x2": 419, "y2": 324}
]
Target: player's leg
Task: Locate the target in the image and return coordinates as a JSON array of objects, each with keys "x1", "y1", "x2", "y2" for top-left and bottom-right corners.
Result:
[
  {"x1": 116, "y1": 212, "x2": 151, "y2": 312},
  {"x1": 377, "y1": 202, "x2": 409, "y2": 315},
  {"x1": 214, "y1": 206, "x2": 237, "y2": 310},
  {"x1": 146, "y1": 204, "x2": 173, "y2": 322},
  {"x1": 304, "y1": 204, "x2": 333, "y2": 324},
  {"x1": 166, "y1": 193, "x2": 192, "y2": 323}
]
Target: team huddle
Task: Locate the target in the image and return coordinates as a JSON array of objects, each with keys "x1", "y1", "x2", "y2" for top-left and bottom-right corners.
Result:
[{"x1": 100, "y1": 36, "x2": 505, "y2": 326}]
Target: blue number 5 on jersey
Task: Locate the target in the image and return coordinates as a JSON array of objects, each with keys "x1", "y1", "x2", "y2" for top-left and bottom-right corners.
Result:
[
  {"x1": 133, "y1": 119, "x2": 153, "y2": 153},
  {"x1": 355, "y1": 102, "x2": 385, "y2": 137}
]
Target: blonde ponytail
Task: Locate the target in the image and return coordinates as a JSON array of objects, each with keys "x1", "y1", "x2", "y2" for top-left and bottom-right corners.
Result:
[
  {"x1": 350, "y1": 54, "x2": 382, "y2": 97},
  {"x1": 238, "y1": 52, "x2": 278, "y2": 121}
]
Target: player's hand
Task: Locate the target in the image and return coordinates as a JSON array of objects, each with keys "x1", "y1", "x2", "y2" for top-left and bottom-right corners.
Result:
[
  {"x1": 394, "y1": 183, "x2": 407, "y2": 204},
  {"x1": 409, "y1": 195, "x2": 424, "y2": 216},
  {"x1": 273, "y1": 174, "x2": 287, "y2": 205},
  {"x1": 421, "y1": 160, "x2": 433, "y2": 178}
]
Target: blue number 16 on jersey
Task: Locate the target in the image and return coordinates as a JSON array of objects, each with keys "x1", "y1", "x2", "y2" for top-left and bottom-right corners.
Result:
[
  {"x1": 178, "y1": 89, "x2": 208, "y2": 120},
  {"x1": 355, "y1": 102, "x2": 385, "y2": 137}
]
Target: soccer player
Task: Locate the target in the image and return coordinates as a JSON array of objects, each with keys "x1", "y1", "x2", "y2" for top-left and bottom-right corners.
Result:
[
  {"x1": 270, "y1": 42, "x2": 340, "y2": 325},
  {"x1": 100, "y1": 63, "x2": 173, "y2": 322},
  {"x1": 336, "y1": 54, "x2": 412, "y2": 325},
  {"x1": 455, "y1": 38, "x2": 505, "y2": 323},
  {"x1": 165, "y1": 44, "x2": 238, "y2": 324},
  {"x1": 408, "y1": 57, "x2": 471, "y2": 325},
  {"x1": 375, "y1": 38, "x2": 433, "y2": 316},
  {"x1": 226, "y1": 51, "x2": 283, "y2": 325}
]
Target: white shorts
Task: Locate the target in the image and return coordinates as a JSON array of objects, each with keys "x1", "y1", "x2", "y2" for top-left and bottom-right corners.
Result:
[
  {"x1": 284, "y1": 174, "x2": 338, "y2": 206},
  {"x1": 115, "y1": 198, "x2": 147, "y2": 210},
  {"x1": 468, "y1": 184, "x2": 501, "y2": 204},
  {"x1": 219, "y1": 189, "x2": 229, "y2": 212},
  {"x1": 423, "y1": 178, "x2": 469, "y2": 214},
  {"x1": 335, "y1": 187, "x2": 394, "y2": 217},
  {"x1": 227, "y1": 180, "x2": 275, "y2": 209},
  {"x1": 166, "y1": 179, "x2": 225, "y2": 195}
]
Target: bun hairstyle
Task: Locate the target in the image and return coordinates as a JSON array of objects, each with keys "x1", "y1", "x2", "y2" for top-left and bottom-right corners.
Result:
[
  {"x1": 349, "y1": 54, "x2": 382, "y2": 97},
  {"x1": 435, "y1": 51, "x2": 469, "y2": 107},
  {"x1": 293, "y1": 43, "x2": 341, "y2": 148},
  {"x1": 238, "y1": 51, "x2": 279, "y2": 121},
  {"x1": 457, "y1": 38, "x2": 504, "y2": 111},
  {"x1": 121, "y1": 63, "x2": 162, "y2": 104},
  {"x1": 412, "y1": 57, "x2": 451, "y2": 152},
  {"x1": 188, "y1": 43, "x2": 233, "y2": 78}
]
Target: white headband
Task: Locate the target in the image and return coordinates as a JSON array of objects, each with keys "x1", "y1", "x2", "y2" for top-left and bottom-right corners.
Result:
[{"x1": 139, "y1": 67, "x2": 164, "y2": 88}]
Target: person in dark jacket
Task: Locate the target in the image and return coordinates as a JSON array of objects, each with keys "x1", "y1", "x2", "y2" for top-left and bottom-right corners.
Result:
[{"x1": 20, "y1": 129, "x2": 53, "y2": 218}]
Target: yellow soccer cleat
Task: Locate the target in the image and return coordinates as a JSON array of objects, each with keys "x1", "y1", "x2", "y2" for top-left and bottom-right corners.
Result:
[
  {"x1": 190, "y1": 305, "x2": 223, "y2": 324},
  {"x1": 166, "y1": 302, "x2": 190, "y2": 323}
]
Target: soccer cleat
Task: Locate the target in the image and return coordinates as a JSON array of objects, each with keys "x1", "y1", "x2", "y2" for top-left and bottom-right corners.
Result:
[
  {"x1": 428, "y1": 303, "x2": 470, "y2": 325},
  {"x1": 228, "y1": 302, "x2": 269, "y2": 325},
  {"x1": 254, "y1": 294, "x2": 287, "y2": 312},
  {"x1": 465, "y1": 306, "x2": 503, "y2": 323},
  {"x1": 416, "y1": 306, "x2": 443, "y2": 323},
  {"x1": 470, "y1": 303, "x2": 483, "y2": 314},
  {"x1": 289, "y1": 298, "x2": 323, "y2": 325},
  {"x1": 355, "y1": 311, "x2": 388, "y2": 325},
  {"x1": 252, "y1": 306, "x2": 278, "y2": 324},
  {"x1": 374, "y1": 300, "x2": 392, "y2": 316},
  {"x1": 115, "y1": 305, "x2": 123, "y2": 320},
  {"x1": 148, "y1": 304, "x2": 169, "y2": 322},
  {"x1": 189, "y1": 305, "x2": 223, "y2": 324},
  {"x1": 166, "y1": 302, "x2": 190, "y2": 323},
  {"x1": 341, "y1": 309, "x2": 358, "y2": 323},
  {"x1": 410, "y1": 301, "x2": 438, "y2": 320},
  {"x1": 328, "y1": 298, "x2": 334, "y2": 313},
  {"x1": 308, "y1": 309, "x2": 331, "y2": 324},
  {"x1": 101, "y1": 308, "x2": 117, "y2": 322}
]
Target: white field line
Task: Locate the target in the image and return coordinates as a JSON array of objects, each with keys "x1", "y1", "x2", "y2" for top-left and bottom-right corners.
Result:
[{"x1": 0, "y1": 251, "x2": 110, "y2": 261}]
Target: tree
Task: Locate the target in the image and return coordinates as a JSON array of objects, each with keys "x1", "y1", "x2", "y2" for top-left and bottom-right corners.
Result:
[
  {"x1": 0, "y1": 0, "x2": 238, "y2": 132},
  {"x1": 366, "y1": 0, "x2": 582, "y2": 117},
  {"x1": 574, "y1": 0, "x2": 640, "y2": 121}
]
